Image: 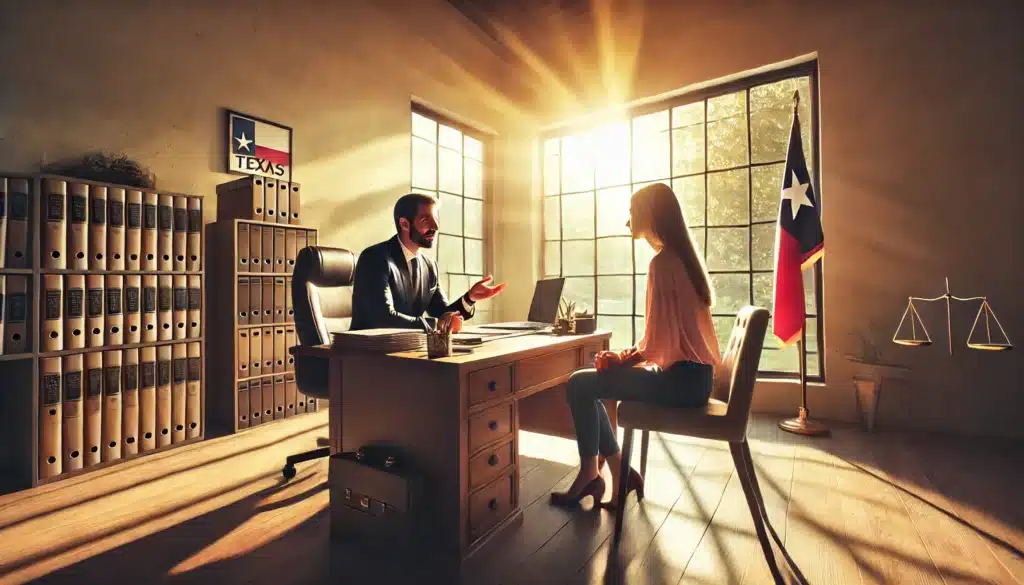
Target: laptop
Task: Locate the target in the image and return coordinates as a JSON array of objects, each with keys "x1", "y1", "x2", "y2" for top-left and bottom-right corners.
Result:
[{"x1": 475, "y1": 277, "x2": 566, "y2": 331}]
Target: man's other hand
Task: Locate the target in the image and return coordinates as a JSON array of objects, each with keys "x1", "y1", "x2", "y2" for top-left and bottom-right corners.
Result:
[
  {"x1": 437, "y1": 312, "x2": 464, "y2": 334},
  {"x1": 467, "y1": 275, "x2": 507, "y2": 303}
]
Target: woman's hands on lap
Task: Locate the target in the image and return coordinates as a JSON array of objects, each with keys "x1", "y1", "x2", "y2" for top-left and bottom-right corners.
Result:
[{"x1": 594, "y1": 347, "x2": 644, "y2": 372}]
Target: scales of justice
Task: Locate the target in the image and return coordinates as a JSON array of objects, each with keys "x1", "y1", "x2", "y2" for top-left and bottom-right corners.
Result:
[{"x1": 893, "y1": 277, "x2": 1012, "y2": 354}]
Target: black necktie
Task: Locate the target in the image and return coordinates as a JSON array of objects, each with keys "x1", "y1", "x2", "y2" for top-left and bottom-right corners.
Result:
[{"x1": 410, "y1": 257, "x2": 420, "y2": 295}]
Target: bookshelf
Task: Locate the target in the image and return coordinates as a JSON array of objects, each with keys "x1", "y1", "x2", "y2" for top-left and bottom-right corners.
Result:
[
  {"x1": 0, "y1": 172, "x2": 206, "y2": 494},
  {"x1": 207, "y1": 179, "x2": 318, "y2": 435}
]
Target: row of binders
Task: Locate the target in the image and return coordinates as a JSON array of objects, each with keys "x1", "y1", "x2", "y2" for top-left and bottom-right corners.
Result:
[
  {"x1": 237, "y1": 372, "x2": 315, "y2": 430},
  {"x1": 40, "y1": 178, "x2": 203, "y2": 272},
  {"x1": 41, "y1": 274, "x2": 201, "y2": 352},
  {"x1": 236, "y1": 223, "x2": 315, "y2": 274},
  {"x1": 217, "y1": 176, "x2": 301, "y2": 225},
  {"x1": 237, "y1": 325, "x2": 295, "y2": 380},
  {"x1": 1, "y1": 274, "x2": 29, "y2": 354},
  {"x1": 238, "y1": 276, "x2": 294, "y2": 325},
  {"x1": 39, "y1": 343, "x2": 202, "y2": 479},
  {"x1": 1, "y1": 177, "x2": 31, "y2": 268}
]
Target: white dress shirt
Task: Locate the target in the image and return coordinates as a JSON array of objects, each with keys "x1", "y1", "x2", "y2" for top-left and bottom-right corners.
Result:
[{"x1": 398, "y1": 238, "x2": 473, "y2": 313}]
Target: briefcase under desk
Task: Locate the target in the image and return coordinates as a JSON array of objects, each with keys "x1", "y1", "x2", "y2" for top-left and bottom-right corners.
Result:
[{"x1": 299, "y1": 330, "x2": 613, "y2": 577}]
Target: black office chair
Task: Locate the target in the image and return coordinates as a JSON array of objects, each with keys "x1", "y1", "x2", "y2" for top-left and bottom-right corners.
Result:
[{"x1": 282, "y1": 245, "x2": 357, "y2": 479}]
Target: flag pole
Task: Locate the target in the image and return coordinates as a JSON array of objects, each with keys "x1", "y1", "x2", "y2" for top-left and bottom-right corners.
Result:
[{"x1": 779, "y1": 89, "x2": 830, "y2": 437}]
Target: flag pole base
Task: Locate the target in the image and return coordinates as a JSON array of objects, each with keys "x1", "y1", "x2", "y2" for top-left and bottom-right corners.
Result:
[{"x1": 779, "y1": 407, "x2": 831, "y2": 437}]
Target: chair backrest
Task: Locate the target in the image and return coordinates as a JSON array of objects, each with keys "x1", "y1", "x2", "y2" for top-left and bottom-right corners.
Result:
[
  {"x1": 710, "y1": 306, "x2": 770, "y2": 431},
  {"x1": 291, "y1": 246, "x2": 356, "y2": 397}
]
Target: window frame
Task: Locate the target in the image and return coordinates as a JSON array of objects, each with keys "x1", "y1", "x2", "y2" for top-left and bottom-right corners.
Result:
[
  {"x1": 539, "y1": 60, "x2": 826, "y2": 382},
  {"x1": 409, "y1": 102, "x2": 493, "y2": 319}
]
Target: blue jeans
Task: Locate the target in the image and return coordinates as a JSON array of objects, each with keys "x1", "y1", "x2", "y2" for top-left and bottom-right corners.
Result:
[{"x1": 565, "y1": 361, "x2": 714, "y2": 458}]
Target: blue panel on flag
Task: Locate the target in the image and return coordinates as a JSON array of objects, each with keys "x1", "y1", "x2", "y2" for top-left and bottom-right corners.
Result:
[{"x1": 231, "y1": 116, "x2": 256, "y2": 156}]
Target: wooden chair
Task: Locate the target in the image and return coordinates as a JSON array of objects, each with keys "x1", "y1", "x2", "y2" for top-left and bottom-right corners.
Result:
[{"x1": 612, "y1": 305, "x2": 783, "y2": 583}]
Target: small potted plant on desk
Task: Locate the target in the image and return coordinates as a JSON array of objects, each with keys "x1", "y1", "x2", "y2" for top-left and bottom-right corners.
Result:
[
  {"x1": 845, "y1": 327, "x2": 910, "y2": 432},
  {"x1": 552, "y1": 297, "x2": 576, "y2": 335}
]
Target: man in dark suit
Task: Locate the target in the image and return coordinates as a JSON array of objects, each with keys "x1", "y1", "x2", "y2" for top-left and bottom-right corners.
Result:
[{"x1": 350, "y1": 193, "x2": 506, "y2": 332}]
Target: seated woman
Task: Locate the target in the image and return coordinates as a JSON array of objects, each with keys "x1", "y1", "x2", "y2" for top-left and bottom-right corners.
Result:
[{"x1": 550, "y1": 182, "x2": 721, "y2": 509}]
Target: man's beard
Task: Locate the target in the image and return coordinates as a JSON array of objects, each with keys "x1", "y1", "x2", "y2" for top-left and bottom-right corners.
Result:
[{"x1": 411, "y1": 226, "x2": 436, "y2": 248}]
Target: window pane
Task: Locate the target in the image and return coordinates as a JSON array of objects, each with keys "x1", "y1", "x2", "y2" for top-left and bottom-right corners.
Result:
[
  {"x1": 750, "y1": 77, "x2": 812, "y2": 165},
  {"x1": 634, "y1": 238, "x2": 657, "y2": 273},
  {"x1": 544, "y1": 137, "x2": 560, "y2": 157},
  {"x1": 705, "y1": 227, "x2": 749, "y2": 271},
  {"x1": 753, "y1": 271, "x2": 816, "y2": 315},
  {"x1": 672, "y1": 175, "x2": 706, "y2": 227},
  {"x1": 563, "y1": 276, "x2": 595, "y2": 314},
  {"x1": 672, "y1": 122, "x2": 705, "y2": 177},
  {"x1": 439, "y1": 193, "x2": 463, "y2": 236},
  {"x1": 597, "y1": 276, "x2": 632, "y2": 315},
  {"x1": 761, "y1": 318, "x2": 820, "y2": 375},
  {"x1": 751, "y1": 163, "x2": 784, "y2": 222},
  {"x1": 439, "y1": 125, "x2": 462, "y2": 152},
  {"x1": 465, "y1": 238, "x2": 483, "y2": 275},
  {"x1": 598, "y1": 315, "x2": 634, "y2": 351},
  {"x1": 544, "y1": 196, "x2": 561, "y2": 240},
  {"x1": 544, "y1": 153, "x2": 561, "y2": 195},
  {"x1": 544, "y1": 241, "x2": 561, "y2": 277},
  {"x1": 411, "y1": 137, "x2": 437, "y2": 190},
  {"x1": 561, "y1": 192, "x2": 595, "y2": 239},
  {"x1": 562, "y1": 240, "x2": 595, "y2": 276},
  {"x1": 691, "y1": 227, "x2": 706, "y2": 258},
  {"x1": 464, "y1": 198, "x2": 483, "y2": 239},
  {"x1": 439, "y1": 147, "x2": 463, "y2": 194},
  {"x1": 672, "y1": 101, "x2": 703, "y2": 128},
  {"x1": 410, "y1": 188, "x2": 436, "y2": 197},
  {"x1": 597, "y1": 237, "x2": 632, "y2": 274},
  {"x1": 634, "y1": 273, "x2": 647, "y2": 315},
  {"x1": 596, "y1": 186, "x2": 631, "y2": 237},
  {"x1": 412, "y1": 112, "x2": 437, "y2": 142},
  {"x1": 759, "y1": 347, "x2": 797, "y2": 373},
  {"x1": 707, "y1": 169, "x2": 749, "y2": 225},
  {"x1": 707, "y1": 91, "x2": 748, "y2": 170},
  {"x1": 751, "y1": 223, "x2": 775, "y2": 271},
  {"x1": 593, "y1": 122, "x2": 630, "y2": 188},
  {"x1": 710, "y1": 273, "x2": 750, "y2": 314},
  {"x1": 713, "y1": 315, "x2": 736, "y2": 356},
  {"x1": 449, "y1": 274, "x2": 470, "y2": 297},
  {"x1": 634, "y1": 319, "x2": 645, "y2": 347},
  {"x1": 465, "y1": 158, "x2": 483, "y2": 199},
  {"x1": 632, "y1": 110, "x2": 670, "y2": 183},
  {"x1": 562, "y1": 133, "x2": 594, "y2": 193},
  {"x1": 465, "y1": 135, "x2": 483, "y2": 161},
  {"x1": 439, "y1": 235, "x2": 463, "y2": 273}
]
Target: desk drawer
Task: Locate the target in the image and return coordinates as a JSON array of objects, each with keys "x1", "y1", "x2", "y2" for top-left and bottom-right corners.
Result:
[
  {"x1": 582, "y1": 341, "x2": 607, "y2": 368},
  {"x1": 516, "y1": 348, "x2": 577, "y2": 391},
  {"x1": 469, "y1": 403, "x2": 512, "y2": 453},
  {"x1": 469, "y1": 472, "x2": 515, "y2": 542},
  {"x1": 468, "y1": 363, "x2": 512, "y2": 407},
  {"x1": 469, "y1": 439, "x2": 514, "y2": 491}
]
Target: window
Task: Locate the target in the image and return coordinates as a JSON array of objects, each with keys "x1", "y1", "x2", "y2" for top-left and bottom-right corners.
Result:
[
  {"x1": 542, "y1": 62, "x2": 824, "y2": 380},
  {"x1": 410, "y1": 105, "x2": 493, "y2": 323}
]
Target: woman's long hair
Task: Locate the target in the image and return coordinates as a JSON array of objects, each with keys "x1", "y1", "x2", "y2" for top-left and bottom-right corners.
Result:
[{"x1": 631, "y1": 183, "x2": 715, "y2": 307}]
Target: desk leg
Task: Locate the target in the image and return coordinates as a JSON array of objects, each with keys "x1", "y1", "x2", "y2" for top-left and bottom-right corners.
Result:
[{"x1": 329, "y1": 356, "x2": 343, "y2": 455}]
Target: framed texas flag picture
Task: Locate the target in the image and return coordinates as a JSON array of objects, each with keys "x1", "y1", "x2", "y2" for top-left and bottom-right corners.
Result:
[{"x1": 227, "y1": 110, "x2": 293, "y2": 182}]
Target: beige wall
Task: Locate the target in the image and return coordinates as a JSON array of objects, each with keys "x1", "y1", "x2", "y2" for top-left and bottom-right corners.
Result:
[
  {"x1": 499, "y1": 1, "x2": 1024, "y2": 438},
  {"x1": 0, "y1": 0, "x2": 538, "y2": 319}
]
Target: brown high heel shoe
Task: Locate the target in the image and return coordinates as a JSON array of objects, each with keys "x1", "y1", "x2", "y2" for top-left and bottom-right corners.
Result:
[
  {"x1": 599, "y1": 467, "x2": 644, "y2": 510},
  {"x1": 550, "y1": 475, "x2": 605, "y2": 508}
]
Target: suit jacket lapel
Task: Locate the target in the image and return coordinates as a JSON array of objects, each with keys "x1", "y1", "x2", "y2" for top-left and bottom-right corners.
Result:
[{"x1": 389, "y1": 235, "x2": 421, "y2": 308}]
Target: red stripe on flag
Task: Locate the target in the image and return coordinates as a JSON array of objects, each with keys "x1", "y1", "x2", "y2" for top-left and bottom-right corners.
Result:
[
  {"x1": 255, "y1": 145, "x2": 290, "y2": 167},
  {"x1": 773, "y1": 228, "x2": 805, "y2": 346}
]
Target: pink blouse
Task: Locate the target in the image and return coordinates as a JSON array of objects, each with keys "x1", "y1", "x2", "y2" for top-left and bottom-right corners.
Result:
[{"x1": 636, "y1": 250, "x2": 722, "y2": 369}]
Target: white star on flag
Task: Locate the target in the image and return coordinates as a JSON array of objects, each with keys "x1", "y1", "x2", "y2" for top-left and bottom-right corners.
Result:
[
  {"x1": 235, "y1": 132, "x2": 252, "y2": 152},
  {"x1": 781, "y1": 170, "x2": 812, "y2": 220}
]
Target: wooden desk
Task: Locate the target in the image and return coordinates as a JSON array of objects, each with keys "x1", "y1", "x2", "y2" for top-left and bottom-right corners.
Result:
[{"x1": 298, "y1": 330, "x2": 612, "y2": 573}]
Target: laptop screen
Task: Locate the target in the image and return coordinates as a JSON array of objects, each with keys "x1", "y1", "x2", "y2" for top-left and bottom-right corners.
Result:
[{"x1": 527, "y1": 278, "x2": 566, "y2": 323}]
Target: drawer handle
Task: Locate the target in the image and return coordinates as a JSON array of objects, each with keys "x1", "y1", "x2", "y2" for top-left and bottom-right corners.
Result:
[
  {"x1": 488, "y1": 454, "x2": 499, "y2": 466},
  {"x1": 488, "y1": 498, "x2": 498, "y2": 511},
  {"x1": 487, "y1": 380, "x2": 497, "y2": 391},
  {"x1": 488, "y1": 421, "x2": 498, "y2": 431}
]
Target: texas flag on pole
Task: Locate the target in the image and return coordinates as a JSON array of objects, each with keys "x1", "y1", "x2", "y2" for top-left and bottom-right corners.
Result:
[{"x1": 772, "y1": 101, "x2": 824, "y2": 346}]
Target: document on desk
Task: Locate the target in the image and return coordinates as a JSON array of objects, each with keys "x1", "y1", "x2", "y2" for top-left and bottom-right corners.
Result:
[{"x1": 331, "y1": 328, "x2": 427, "y2": 353}]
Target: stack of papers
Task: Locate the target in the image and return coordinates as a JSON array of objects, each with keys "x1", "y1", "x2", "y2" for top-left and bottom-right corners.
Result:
[{"x1": 330, "y1": 328, "x2": 427, "y2": 353}]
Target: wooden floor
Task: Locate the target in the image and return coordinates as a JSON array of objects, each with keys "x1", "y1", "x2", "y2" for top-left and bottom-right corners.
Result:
[{"x1": 0, "y1": 412, "x2": 1020, "y2": 585}]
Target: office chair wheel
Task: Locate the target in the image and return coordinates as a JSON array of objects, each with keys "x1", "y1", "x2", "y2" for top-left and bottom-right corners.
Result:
[{"x1": 282, "y1": 464, "x2": 297, "y2": 480}]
